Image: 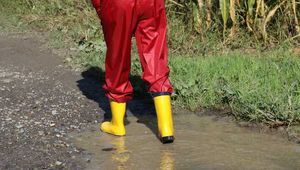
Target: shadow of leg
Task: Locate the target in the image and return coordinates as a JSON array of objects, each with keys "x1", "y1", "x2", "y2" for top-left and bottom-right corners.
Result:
[
  {"x1": 127, "y1": 99, "x2": 160, "y2": 140},
  {"x1": 76, "y1": 67, "x2": 111, "y2": 121},
  {"x1": 76, "y1": 66, "x2": 159, "y2": 138}
]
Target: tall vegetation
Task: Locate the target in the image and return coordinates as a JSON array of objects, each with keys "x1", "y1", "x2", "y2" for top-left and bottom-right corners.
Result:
[
  {"x1": 170, "y1": 0, "x2": 300, "y2": 44},
  {"x1": 1, "y1": 0, "x2": 299, "y2": 51}
]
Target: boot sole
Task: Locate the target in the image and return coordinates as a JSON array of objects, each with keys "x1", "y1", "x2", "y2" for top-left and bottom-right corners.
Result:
[
  {"x1": 161, "y1": 136, "x2": 174, "y2": 144},
  {"x1": 100, "y1": 127, "x2": 126, "y2": 136}
]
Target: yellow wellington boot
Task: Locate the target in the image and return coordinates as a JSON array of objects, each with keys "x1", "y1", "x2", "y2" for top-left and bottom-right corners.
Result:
[
  {"x1": 100, "y1": 101, "x2": 126, "y2": 136},
  {"x1": 154, "y1": 95, "x2": 174, "y2": 144}
]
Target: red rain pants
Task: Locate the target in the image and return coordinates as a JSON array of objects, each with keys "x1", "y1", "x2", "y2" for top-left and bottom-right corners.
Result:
[{"x1": 92, "y1": 0, "x2": 173, "y2": 102}]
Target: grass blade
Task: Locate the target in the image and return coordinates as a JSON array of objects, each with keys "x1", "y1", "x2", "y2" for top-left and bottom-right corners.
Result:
[
  {"x1": 262, "y1": 0, "x2": 286, "y2": 41},
  {"x1": 220, "y1": 0, "x2": 229, "y2": 38},
  {"x1": 292, "y1": 0, "x2": 300, "y2": 34},
  {"x1": 205, "y1": 0, "x2": 212, "y2": 30},
  {"x1": 229, "y1": 0, "x2": 237, "y2": 38}
]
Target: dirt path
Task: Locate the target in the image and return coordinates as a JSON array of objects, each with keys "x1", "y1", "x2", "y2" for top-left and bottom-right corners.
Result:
[
  {"x1": 0, "y1": 33, "x2": 107, "y2": 169},
  {"x1": 1, "y1": 33, "x2": 300, "y2": 170}
]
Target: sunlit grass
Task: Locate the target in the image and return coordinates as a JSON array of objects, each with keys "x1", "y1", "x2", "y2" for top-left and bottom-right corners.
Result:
[
  {"x1": 71, "y1": 46, "x2": 300, "y2": 125},
  {"x1": 169, "y1": 51, "x2": 300, "y2": 125}
]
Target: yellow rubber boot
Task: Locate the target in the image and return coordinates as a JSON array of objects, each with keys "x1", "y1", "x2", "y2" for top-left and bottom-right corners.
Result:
[
  {"x1": 100, "y1": 101, "x2": 126, "y2": 136},
  {"x1": 154, "y1": 95, "x2": 174, "y2": 143}
]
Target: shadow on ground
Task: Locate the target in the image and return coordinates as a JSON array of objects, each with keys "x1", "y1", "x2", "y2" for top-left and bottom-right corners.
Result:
[{"x1": 76, "y1": 67, "x2": 159, "y2": 138}]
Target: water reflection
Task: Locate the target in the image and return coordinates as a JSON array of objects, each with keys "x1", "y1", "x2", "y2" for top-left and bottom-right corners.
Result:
[
  {"x1": 160, "y1": 149, "x2": 175, "y2": 170},
  {"x1": 111, "y1": 137, "x2": 130, "y2": 170},
  {"x1": 71, "y1": 115, "x2": 300, "y2": 169},
  {"x1": 107, "y1": 136, "x2": 175, "y2": 170}
]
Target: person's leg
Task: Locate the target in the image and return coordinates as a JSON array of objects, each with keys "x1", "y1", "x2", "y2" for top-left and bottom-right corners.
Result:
[
  {"x1": 91, "y1": 0, "x2": 101, "y2": 17},
  {"x1": 101, "y1": 0, "x2": 137, "y2": 102},
  {"x1": 92, "y1": 0, "x2": 138, "y2": 135},
  {"x1": 134, "y1": 11, "x2": 173, "y2": 94},
  {"x1": 135, "y1": 0, "x2": 174, "y2": 143}
]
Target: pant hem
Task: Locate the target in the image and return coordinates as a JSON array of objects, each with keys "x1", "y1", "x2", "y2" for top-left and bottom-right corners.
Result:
[{"x1": 151, "y1": 92, "x2": 172, "y2": 97}]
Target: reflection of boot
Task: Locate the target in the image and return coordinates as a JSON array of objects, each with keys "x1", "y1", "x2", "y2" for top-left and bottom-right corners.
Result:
[
  {"x1": 160, "y1": 150, "x2": 174, "y2": 170},
  {"x1": 112, "y1": 137, "x2": 130, "y2": 168},
  {"x1": 154, "y1": 95, "x2": 174, "y2": 144},
  {"x1": 100, "y1": 101, "x2": 126, "y2": 136}
]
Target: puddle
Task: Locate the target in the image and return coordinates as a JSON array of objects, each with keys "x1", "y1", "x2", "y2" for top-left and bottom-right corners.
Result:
[{"x1": 70, "y1": 114, "x2": 300, "y2": 170}]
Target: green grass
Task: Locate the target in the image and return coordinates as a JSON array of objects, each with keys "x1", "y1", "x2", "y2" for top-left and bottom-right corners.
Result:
[
  {"x1": 170, "y1": 52, "x2": 300, "y2": 125},
  {"x1": 72, "y1": 45, "x2": 300, "y2": 125},
  {"x1": 1, "y1": 0, "x2": 300, "y2": 126}
]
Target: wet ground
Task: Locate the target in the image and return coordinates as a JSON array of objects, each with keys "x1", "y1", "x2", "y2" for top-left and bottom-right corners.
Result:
[
  {"x1": 1, "y1": 33, "x2": 300, "y2": 169},
  {"x1": 72, "y1": 114, "x2": 300, "y2": 170}
]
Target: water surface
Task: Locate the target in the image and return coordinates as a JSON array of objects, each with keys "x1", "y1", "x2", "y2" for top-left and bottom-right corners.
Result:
[{"x1": 71, "y1": 114, "x2": 300, "y2": 170}]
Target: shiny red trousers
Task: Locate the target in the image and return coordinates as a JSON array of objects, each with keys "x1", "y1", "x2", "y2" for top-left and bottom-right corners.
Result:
[{"x1": 92, "y1": 0, "x2": 173, "y2": 102}]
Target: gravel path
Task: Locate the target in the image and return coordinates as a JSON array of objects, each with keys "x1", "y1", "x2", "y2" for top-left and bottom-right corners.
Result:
[{"x1": 0, "y1": 33, "x2": 108, "y2": 169}]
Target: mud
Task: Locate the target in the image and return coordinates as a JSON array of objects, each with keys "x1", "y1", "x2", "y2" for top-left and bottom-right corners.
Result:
[{"x1": 71, "y1": 114, "x2": 300, "y2": 170}]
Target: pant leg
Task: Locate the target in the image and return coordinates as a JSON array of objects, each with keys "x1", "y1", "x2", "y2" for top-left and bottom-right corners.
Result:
[
  {"x1": 135, "y1": 0, "x2": 173, "y2": 94},
  {"x1": 91, "y1": 0, "x2": 101, "y2": 17},
  {"x1": 96, "y1": 0, "x2": 138, "y2": 102}
]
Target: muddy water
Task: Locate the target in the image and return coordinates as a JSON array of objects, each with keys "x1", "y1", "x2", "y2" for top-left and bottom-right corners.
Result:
[{"x1": 70, "y1": 114, "x2": 300, "y2": 170}]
